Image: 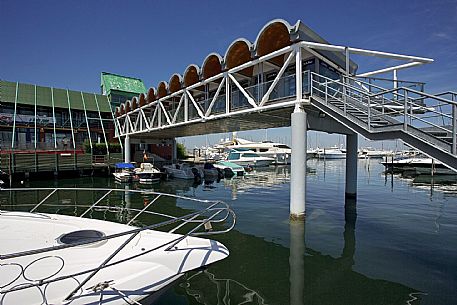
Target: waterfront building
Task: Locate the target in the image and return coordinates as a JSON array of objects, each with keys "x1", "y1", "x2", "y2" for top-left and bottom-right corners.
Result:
[{"x1": 0, "y1": 78, "x2": 121, "y2": 175}]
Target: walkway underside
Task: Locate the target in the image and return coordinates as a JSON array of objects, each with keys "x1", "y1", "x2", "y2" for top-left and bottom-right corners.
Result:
[{"x1": 127, "y1": 102, "x2": 352, "y2": 140}]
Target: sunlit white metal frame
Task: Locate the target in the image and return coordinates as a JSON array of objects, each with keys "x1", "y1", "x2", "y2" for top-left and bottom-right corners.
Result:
[{"x1": 116, "y1": 41, "x2": 433, "y2": 138}]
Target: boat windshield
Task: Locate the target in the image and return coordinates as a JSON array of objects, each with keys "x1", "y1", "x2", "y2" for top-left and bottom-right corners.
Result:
[{"x1": 228, "y1": 153, "x2": 241, "y2": 160}]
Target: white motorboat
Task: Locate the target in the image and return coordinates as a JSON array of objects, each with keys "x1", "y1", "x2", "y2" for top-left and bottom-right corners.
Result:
[
  {"x1": 134, "y1": 162, "x2": 163, "y2": 184},
  {"x1": 359, "y1": 147, "x2": 393, "y2": 158},
  {"x1": 317, "y1": 147, "x2": 346, "y2": 159},
  {"x1": 382, "y1": 157, "x2": 456, "y2": 175},
  {"x1": 112, "y1": 163, "x2": 136, "y2": 183},
  {"x1": 213, "y1": 161, "x2": 245, "y2": 177},
  {"x1": 163, "y1": 163, "x2": 203, "y2": 180},
  {"x1": 226, "y1": 149, "x2": 274, "y2": 168},
  {"x1": 225, "y1": 138, "x2": 291, "y2": 165},
  {"x1": 0, "y1": 187, "x2": 235, "y2": 305}
]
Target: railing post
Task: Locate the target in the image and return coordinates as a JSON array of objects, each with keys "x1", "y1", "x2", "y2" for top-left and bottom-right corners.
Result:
[
  {"x1": 367, "y1": 96, "x2": 371, "y2": 131},
  {"x1": 453, "y1": 94, "x2": 456, "y2": 154},
  {"x1": 324, "y1": 80, "x2": 328, "y2": 104},
  {"x1": 403, "y1": 90, "x2": 408, "y2": 131}
]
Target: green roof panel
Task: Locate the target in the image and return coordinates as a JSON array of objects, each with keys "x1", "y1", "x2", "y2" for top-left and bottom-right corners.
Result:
[
  {"x1": 1, "y1": 80, "x2": 112, "y2": 113},
  {"x1": 101, "y1": 72, "x2": 146, "y2": 96}
]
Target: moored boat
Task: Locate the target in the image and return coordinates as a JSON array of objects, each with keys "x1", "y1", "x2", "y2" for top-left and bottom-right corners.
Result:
[
  {"x1": 213, "y1": 161, "x2": 245, "y2": 177},
  {"x1": 163, "y1": 163, "x2": 203, "y2": 180},
  {"x1": 226, "y1": 149, "x2": 274, "y2": 168},
  {"x1": 134, "y1": 162, "x2": 163, "y2": 184},
  {"x1": 0, "y1": 187, "x2": 235, "y2": 305}
]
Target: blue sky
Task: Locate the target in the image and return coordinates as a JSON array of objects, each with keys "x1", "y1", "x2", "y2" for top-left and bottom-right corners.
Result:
[{"x1": 1, "y1": 0, "x2": 456, "y2": 149}]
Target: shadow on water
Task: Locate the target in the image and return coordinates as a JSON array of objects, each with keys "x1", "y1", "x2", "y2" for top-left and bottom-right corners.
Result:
[{"x1": 155, "y1": 198, "x2": 417, "y2": 305}]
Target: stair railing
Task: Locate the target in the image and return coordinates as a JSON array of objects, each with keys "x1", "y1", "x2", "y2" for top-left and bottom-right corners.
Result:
[{"x1": 310, "y1": 72, "x2": 457, "y2": 155}]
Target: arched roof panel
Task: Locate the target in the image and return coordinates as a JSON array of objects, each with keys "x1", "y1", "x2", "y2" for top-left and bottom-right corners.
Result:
[
  {"x1": 146, "y1": 87, "x2": 156, "y2": 103},
  {"x1": 183, "y1": 64, "x2": 201, "y2": 87},
  {"x1": 254, "y1": 19, "x2": 293, "y2": 66},
  {"x1": 139, "y1": 93, "x2": 146, "y2": 107},
  {"x1": 224, "y1": 38, "x2": 254, "y2": 76},
  {"x1": 202, "y1": 53, "x2": 223, "y2": 79},
  {"x1": 169, "y1": 73, "x2": 183, "y2": 93},
  {"x1": 131, "y1": 97, "x2": 138, "y2": 110},
  {"x1": 157, "y1": 81, "x2": 168, "y2": 99}
]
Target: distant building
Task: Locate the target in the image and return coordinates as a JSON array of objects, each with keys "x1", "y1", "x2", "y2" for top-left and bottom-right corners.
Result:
[
  {"x1": 0, "y1": 80, "x2": 116, "y2": 153},
  {"x1": 101, "y1": 72, "x2": 146, "y2": 111}
]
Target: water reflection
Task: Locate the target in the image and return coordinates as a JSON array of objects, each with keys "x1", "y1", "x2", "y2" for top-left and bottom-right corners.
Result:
[{"x1": 169, "y1": 196, "x2": 417, "y2": 305}]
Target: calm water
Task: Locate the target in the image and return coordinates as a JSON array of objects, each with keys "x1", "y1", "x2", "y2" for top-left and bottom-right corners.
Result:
[{"x1": 2, "y1": 159, "x2": 457, "y2": 305}]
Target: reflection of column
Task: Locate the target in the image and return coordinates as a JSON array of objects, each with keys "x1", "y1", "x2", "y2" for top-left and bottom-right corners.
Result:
[
  {"x1": 289, "y1": 221, "x2": 305, "y2": 305},
  {"x1": 123, "y1": 184, "x2": 132, "y2": 223},
  {"x1": 342, "y1": 197, "x2": 357, "y2": 265}
]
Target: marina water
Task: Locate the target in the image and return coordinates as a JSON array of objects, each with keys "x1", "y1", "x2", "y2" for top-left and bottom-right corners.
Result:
[{"x1": 3, "y1": 158, "x2": 457, "y2": 305}]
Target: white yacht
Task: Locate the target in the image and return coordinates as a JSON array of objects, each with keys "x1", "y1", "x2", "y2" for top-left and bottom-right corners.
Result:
[
  {"x1": 382, "y1": 157, "x2": 456, "y2": 175},
  {"x1": 317, "y1": 147, "x2": 346, "y2": 159},
  {"x1": 226, "y1": 138, "x2": 291, "y2": 165},
  {"x1": 226, "y1": 149, "x2": 274, "y2": 168},
  {"x1": 163, "y1": 163, "x2": 203, "y2": 180},
  {"x1": 359, "y1": 147, "x2": 393, "y2": 158},
  {"x1": 134, "y1": 162, "x2": 163, "y2": 184},
  {"x1": 0, "y1": 187, "x2": 235, "y2": 305}
]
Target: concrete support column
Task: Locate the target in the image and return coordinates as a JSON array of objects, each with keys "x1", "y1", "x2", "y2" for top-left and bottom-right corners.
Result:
[
  {"x1": 290, "y1": 110, "x2": 307, "y2": 220},
  {"x1": 124, "y1": 135, "x2": 131, "y2": 163},
  {"x1": 345, "y1": 133, "x2": 358, "y2": 198}
]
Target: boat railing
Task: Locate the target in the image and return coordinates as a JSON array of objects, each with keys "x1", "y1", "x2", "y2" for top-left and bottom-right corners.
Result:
[{"x1": 0, "y1": 187, "x2": 236, "y2": 300}]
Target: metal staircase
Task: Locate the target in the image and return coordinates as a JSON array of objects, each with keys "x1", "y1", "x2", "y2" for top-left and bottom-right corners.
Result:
[{"x1": 308, "y1": 72, "x2": 457, "y2": 171}]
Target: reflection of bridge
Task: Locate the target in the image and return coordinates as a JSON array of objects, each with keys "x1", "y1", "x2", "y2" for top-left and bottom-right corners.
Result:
[
  {"x1": 179, "y1": 200, "x2": 417, "y2": 305},
  {"x1": 115, "y1": 19, "x2": 457, "y2": 218}
]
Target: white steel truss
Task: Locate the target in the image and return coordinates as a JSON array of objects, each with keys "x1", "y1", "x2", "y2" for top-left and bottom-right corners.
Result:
[{"x1": 115, "y1": 40, "x2": 457, "y2": 170}]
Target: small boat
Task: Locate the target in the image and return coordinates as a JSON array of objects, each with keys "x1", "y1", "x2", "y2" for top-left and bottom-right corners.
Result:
[
  {"x1": 359, "y1": 147, "x2": 393, "y2": 158},
  {"x1": 214, "y1": 161, "x2": 245, "y2": 177},
  {"x1": 0, "y1": 187, "x2": 235, "y2": 305},
  {"x1": 318, "y1": 147, "x2": 346, "y2": 159},
  {"x1": 226, "y1": 149, "x2": 274, "y2": 168},
  {"x1": 202, "y1": 162, "x2": 224, "y2": 180},
  {"x1": 134, "y1": 163, "x2": 163, "y2": 184},
  {"x1": 163, "y1": 163, "x2": 203, "y2": 180},
  {"x1": 382, "y1": 157, "x2": 456, "y2": 175},
  {"x1": 113, "y1": 163, "x2": 135, "y2": 183}
]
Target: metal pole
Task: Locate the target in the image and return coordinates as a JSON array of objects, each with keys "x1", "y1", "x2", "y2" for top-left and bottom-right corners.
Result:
[
  {"x1": 11, "y1": 82, "x2": 18, "y2": 149},
  {"x1": 367, "y1": 96, "x2": 371, "y2": 131},
  {"x1": 225, "y1": 74, "x2": 230, "y2": 114},
  {"x1": 403, "y1": 90, "x2": 408, "y2": 131},
  {"x1": 345, "y1": 133, "x2": 358, "y2": 198},
  {"x1": 393, "y1": 69, "x2": 398, "y2": 90},
  {"x1": 51, "y1": 87, "x2": 57, "y2": 149},
  {"x1": 66, "y1": 90, "x2": 76, "y2": 149},
  {"x1": 34, "y1": 85, "x2": 37, "y2": 150},
  {"x1": 290, "y1": 46, "x2": 306, "y2": 220},
  {"x1": 452, "y1": 94, "x2": 456, "y2": 154},
  {"x1": 124, "y1": 135, "x2": 131, "y2": 163},
  {"x1": 184, "y1": 91, "x2": 189, "y2": 122},
  {"x1": 80, "y1": 92, "x2": 93, "y2": 155},
  {"x1": 344, "y1": 47, "x2": 350, "y2": 115},
  {"x1": 94, "y1": 94, "x2": 109, "y2": 158}
]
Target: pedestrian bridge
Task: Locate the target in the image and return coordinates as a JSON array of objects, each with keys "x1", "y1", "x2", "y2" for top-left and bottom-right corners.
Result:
[{"x1": 114, "y1": 19, "x2": 457, "y2": 218}]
